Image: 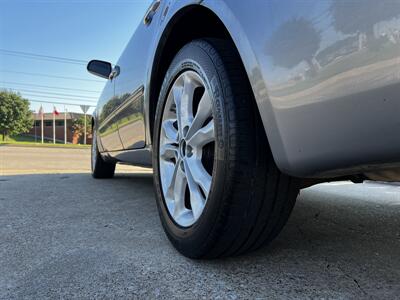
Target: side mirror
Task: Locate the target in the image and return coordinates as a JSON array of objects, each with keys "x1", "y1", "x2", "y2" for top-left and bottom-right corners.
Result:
[{"x1": 87, "y1": 60, "x2": 112, "y2": 79}]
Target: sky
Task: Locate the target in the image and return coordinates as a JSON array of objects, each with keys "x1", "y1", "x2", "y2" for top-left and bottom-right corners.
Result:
[{"x1": 0, "y1": 0, "x2": 152, "y2": 114}]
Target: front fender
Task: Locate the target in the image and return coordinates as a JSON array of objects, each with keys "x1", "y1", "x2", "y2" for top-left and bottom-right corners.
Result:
[{"x1": 200, "y1": 0, "x2": 290, "y2": 175}]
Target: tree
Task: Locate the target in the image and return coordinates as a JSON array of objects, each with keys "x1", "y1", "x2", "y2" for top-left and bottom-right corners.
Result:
[
  {"x1": 72, "y1": 115, "x2": 92, "y2": 143},
  {"x1": 330, "y1": 0, "x2": 400, "y2": 49},
  {"x1": 266, "y1": 18, "x2": 321, "y2": 73},
  {"x1": 0, "y1": 90, "x2": 33, "y2": 141}
]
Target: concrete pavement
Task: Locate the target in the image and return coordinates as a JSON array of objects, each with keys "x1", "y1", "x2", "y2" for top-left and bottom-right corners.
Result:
[
  {"x1": 0, "y1": 145, "x2": 150, "y2": 175},
  {"x1": 0, "y1": 146, "x2": 399, "y2": 299}
]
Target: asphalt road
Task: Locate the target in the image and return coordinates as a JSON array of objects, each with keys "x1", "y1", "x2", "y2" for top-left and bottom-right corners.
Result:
[{"x1": 0, "y1": 146, "x2": 399, "y2": 299}]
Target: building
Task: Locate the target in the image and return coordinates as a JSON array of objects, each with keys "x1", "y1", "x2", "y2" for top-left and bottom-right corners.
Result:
[{"x1": 28, "y1": 112, "x2": 92, "y2": 144}]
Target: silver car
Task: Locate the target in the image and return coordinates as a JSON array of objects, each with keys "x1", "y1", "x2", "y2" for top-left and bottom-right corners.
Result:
[{"x1": 87, "y1": 0, "x2": 400, "y2": 258}]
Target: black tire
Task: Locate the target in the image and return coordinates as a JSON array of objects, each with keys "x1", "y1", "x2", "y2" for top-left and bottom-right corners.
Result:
[
  {"x1": 153, "y1": 39, "x2": 299, "y2": 258},
  {"x1": 91, "y1": 131, "x2": 116, "y2": 179}
]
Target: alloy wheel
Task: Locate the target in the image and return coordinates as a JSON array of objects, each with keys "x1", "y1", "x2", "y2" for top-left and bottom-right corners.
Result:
[{"x1": 159, "y1": 71, "x2": 215, "y2": 227}]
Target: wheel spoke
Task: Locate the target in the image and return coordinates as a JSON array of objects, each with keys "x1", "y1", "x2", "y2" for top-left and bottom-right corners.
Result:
[
  {"x1": 172, "y1": 85, "x2": 183, "y2": 136},
  {"x1": 186, "y1": 157, "x2": 212, "y2": 197},
  {"x1": 181, "y1": 74, "x2": 195, "y2": 116},
  {"x1": 160, "y1": 144, "x2": 178, "y2": 160},
  {"x1": 184, "y1": 160, "x2": 206, "y2": 220},
  {"x1": 172, "y1": 165, "x2": 187, "y2": 219},
  {"x1": 179, "y1": 74, "x2": 199, "y2": 134},
  {"x1": 186, "y1": 91, "x2": 212, "y2": 140},
  {"x1": 164, "y1": 158, "x2": 179, "y2": 198},
  {"x1": 160, "y1": 159, "x2": 177, "y2": 202},
  {"x1": 187, "y1": 119, "x2": 214, "y2": 148},
  {"x1": 162, "y1": 119, "x2": 178, "y2": 143}
]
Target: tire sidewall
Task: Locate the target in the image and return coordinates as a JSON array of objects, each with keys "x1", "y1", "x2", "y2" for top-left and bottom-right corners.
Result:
[{"x1": 153, "y1": 41, "x2": 229, "y2": 256}]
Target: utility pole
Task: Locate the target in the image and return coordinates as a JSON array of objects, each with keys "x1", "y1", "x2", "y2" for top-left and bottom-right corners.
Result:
[
  {"x1": 64, "y1": 106, "x2": 67, "y2": 144},
  {"x1": 84, "y1": 112, "x2": 87, "y2": 145},
  {"x1": 80, "y1": 105, "x2": 90, "y2": 145},
  {"x1": 40, "y1": 105, "x2": 44, "y2": 144},
  {"x1": 34, "y1": 115, "x2": 37, "y2": 143},
  {"x1": 53, "y1": 107, "x2": 56, "y2": 144}
]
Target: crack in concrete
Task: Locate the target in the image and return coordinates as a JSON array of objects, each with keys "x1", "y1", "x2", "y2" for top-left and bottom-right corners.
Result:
[{"x1": 337, "y1": 265, "x2": 367, "y2": 296}]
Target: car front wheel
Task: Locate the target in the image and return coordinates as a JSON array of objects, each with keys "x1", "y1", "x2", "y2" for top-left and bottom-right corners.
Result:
[{"x1": 153, "y1": 39, "x2": 299, "y2": 258}]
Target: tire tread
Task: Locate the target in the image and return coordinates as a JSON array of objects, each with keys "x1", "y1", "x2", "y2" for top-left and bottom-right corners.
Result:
[
  {"x1": 92, "y1": 147, "x2": 116, "y2": 179},
  {"x1": 192, "y1": 39, "x2": 299, "y2": 258}
]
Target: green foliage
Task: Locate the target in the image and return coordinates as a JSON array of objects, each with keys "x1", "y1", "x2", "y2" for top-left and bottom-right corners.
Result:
[
  {"x1": 266, "y1": 18, "x2": 321, "y2": 70},
  {"x1": 0, "y1": 90, "x2": 33, "y2": 141},
  {"x1": 72, "y1": 115, "x2": 92, "y2": 137},
  {"x1": 100, "y1": 93, "x2": 130, "y2": 123}
]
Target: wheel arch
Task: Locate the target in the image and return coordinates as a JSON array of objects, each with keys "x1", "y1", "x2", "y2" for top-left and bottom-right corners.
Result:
[
  {"x1": 148, "y1": 2, "x2": 291, "y2": 176},
  {"x1": 91, "y1": 110, "x2": 105, "y2": 153},
  {"x1": 149, "y1": 5, "x2": 253, "y2": 141}
]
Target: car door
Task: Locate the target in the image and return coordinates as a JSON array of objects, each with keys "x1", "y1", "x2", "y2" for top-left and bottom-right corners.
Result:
[
  {"x1": 113, "y1": 0, "x2": 164, "y2": 150},
  {"x1": 97, "y1": 79, "x2": 124, "y2": 151}
]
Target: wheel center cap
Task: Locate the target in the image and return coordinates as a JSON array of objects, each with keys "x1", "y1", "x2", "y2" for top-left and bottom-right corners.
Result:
[{"x1": 179, "y1": 139, "x2": 186, "y2": 158}]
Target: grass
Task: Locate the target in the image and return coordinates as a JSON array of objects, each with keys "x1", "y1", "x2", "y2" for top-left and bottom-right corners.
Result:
[{"x1": 0, "y1": 135, "x2": 91, "y2": 148}]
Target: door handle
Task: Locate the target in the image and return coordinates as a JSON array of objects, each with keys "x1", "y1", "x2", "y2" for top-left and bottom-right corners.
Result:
[{"x1": 144, "y1": 0, "x2": 161, "y2": 25}]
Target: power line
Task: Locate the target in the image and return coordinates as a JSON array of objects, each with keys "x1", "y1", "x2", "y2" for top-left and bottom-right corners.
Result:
[
  {"x1": 27, "y1": 95, "x2": 96, "y2": 105},
  {"x1": 1, "y1": 52, "x2": 85, "y2": 65},
  {"x1": 0, "y1": 70, "x2": 105, "y2": 83},
  {"x1": 30, "y1": 99, "x2": 96, "y2": 107},
  {"x1": 28, "y1": 99, "x2": 96, "y2": 107},
  {"x1": 0, "y1": 49, "x2": 88, "y2": 65},
  {"x1": 0, "y1": 81, "x2": 101, "y2": 93},
  {"x1": 23, "y1": 94, "x2": 97, "y2": 103},
  {"x1": 5, "y1": 88, "x2": 98, "y2": 100},
  {"x1": 22, "y1": 94, "x2": 97, "y2": 103},
  {"x1": 10, "y1": 91, "x2": 98, "y2": 103},
  {"x1": 0, "y1": 49, "x2": 88, "y2": 63},
  {"x1": 7, "y1": 89, "x2": 98, "y2": 101}
]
